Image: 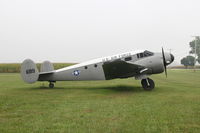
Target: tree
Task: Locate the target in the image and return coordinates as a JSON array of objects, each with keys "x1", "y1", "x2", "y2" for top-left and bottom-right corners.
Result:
[
  {"x1": 181, "y1": 56, "x2": 195, "y2": 68},
  {"x1": 181, "y1": 57, "x2": 187, "y2": 68},
  {"x1": 189, "y1": 37, "x2": 200, "y2": 63}
]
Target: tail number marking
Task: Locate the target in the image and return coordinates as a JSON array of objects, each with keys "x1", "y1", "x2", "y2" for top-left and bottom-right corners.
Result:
[{"x1": 26, "y1": 69, "x2": 35, "y2": 74}]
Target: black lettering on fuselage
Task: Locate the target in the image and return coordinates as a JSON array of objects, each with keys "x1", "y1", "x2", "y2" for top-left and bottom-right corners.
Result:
[{"x1": 102, "y1": 53, "x2": 132, "y2": 62}]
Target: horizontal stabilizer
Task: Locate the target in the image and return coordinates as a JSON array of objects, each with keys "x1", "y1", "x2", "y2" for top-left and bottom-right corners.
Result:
[{"x1": 39, "y1": 71, "x2": 54, "y2": 75}]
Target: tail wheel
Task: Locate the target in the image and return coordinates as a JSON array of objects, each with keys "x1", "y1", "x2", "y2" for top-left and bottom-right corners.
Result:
[
  {"x1": 141, "y1": 78, "x2": 155, "y2": 91},
  {"x1": 49, "y1": 82, "x2": 54, "y2": 88}
]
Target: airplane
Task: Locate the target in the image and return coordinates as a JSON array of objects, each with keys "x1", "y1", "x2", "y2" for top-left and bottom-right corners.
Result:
[{"x1": 21, "y1": 48, "x2": 174, "y2": 91}]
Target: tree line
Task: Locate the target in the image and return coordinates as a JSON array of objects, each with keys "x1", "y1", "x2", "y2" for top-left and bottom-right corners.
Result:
[{"x1": 181, "y1": 37, "x2": 200, "y2": 68}]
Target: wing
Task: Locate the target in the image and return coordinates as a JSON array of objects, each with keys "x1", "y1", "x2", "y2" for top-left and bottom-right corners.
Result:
[{"x1": 102, "y1": 59, "x2": 151, "y2": 80}]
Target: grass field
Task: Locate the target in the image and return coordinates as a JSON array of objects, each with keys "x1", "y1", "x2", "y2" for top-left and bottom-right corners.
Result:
[{"x1": 0, "y1": 70, "x2": 200, "y2": 133}]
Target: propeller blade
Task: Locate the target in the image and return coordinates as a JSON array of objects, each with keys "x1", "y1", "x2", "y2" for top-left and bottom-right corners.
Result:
[{"x1": 162, "y1": 47, "x2": 167, "y2": 77}]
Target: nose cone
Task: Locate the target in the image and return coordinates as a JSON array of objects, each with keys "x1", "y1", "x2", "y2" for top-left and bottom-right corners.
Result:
[
  {"x1": 170, "y1": 54, "x2": 174, "y2": 63},
  {"x1": 165, "y1": 53, "x2": 175, "y2": 65}
]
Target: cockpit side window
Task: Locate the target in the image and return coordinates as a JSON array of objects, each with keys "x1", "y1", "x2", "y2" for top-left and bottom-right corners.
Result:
[{"x1": 140, "y1": 53, "x2": 144, "y2": 58}]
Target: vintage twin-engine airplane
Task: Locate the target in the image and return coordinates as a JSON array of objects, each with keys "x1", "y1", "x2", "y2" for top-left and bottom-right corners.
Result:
[{"x1": 21, "y1": 48, "x2": 174, "y2": 91}]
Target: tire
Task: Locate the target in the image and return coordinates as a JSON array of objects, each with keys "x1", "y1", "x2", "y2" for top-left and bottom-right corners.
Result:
[
  {"x1": 141, "y1": 78, "x2": 155, "y2": 91},
  {"x1": 49, "y1": 83, "x2": 54, "y2": 88}
]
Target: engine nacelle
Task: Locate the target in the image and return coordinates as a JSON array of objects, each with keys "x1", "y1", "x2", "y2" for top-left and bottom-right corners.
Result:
[{"x1": 134, "y1": 53, "x2": 164, "y2": 75}]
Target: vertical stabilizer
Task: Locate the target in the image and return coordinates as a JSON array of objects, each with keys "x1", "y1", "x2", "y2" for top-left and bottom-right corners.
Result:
[
  {"x1": 21, "y1": 59, "x2": 39, "y2": 84},
  {"x1": 40, "y1": 61, "x2": 54, "y2": 73}
]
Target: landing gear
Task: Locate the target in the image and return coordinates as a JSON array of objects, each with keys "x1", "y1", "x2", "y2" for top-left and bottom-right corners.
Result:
[
  {"x1": 49, "y1": 82, "x2": 55, "y2": 88},
  {"x1": 141, "y1": 78, "x2": 155, "y2": 91}
]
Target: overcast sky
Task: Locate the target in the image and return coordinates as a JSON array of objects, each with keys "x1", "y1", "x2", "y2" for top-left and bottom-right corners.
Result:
[{"x1": 0, "y1": 0, "x2": 200, "y2": 64}]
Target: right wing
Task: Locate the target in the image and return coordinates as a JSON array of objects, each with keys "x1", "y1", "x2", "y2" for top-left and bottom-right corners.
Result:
[{"x1": 102, "y1": 59, "x2": 151, "y2": 80}]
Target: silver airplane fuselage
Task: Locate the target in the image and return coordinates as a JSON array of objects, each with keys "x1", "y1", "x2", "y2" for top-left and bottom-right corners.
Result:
[{"x1": 38, "y1": 50, "x2": 174, "y2": 82}]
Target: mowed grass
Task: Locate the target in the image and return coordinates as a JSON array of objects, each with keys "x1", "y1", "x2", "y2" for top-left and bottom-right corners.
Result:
[{"x1": 0, "y1": 70, "x2": 200, "y2": 133}]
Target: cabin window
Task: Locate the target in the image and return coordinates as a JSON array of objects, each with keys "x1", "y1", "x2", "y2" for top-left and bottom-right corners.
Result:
[
  {"x1": 137, "y1": 54, "x2": 140, "y2": 58},
  {"x1": 84, "y1": 66, "x2": 88, "y2": 69},
  {"x1": 94, "y1": 64, "x2": 98, "y2": 68},
  {"x1": 125, "y1": 56, "x2": 132, "y2": 61}
]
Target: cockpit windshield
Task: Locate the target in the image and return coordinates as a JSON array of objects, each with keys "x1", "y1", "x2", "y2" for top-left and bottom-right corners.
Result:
[
  {"x1": 137, "y1": 50, "x2": 154, "y2": 59},
  {"x1": 144, "y1": 50, "x2": 154, "y2": 57}
]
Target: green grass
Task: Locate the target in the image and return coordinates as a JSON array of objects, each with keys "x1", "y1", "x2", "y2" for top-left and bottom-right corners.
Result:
[{"x1": 0, "y1": 70, "x2": 200, "y2": 133}]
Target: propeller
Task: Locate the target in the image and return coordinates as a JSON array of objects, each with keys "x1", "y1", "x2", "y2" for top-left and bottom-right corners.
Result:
[{"x1": 162, "y1": 47, "x2": 167, "y2": 77}]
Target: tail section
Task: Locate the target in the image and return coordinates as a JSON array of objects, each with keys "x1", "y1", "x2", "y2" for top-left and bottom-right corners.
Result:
[{"x1": 21, "y1": 59, "x2": 39, "y2": 84}]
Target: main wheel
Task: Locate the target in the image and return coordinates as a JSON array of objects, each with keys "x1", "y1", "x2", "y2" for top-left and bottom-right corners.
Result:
[
  {"x1": 141, "y1": 78, "x2": 155, "y2": 91},
  {"x1": 49, "y1": 82, "x2": 54, "y2": 88}
]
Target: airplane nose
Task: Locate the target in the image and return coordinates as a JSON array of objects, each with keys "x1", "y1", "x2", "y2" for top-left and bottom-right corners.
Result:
[{"x1": 170, "y1": 54, "x2": 174, "y2": 63}]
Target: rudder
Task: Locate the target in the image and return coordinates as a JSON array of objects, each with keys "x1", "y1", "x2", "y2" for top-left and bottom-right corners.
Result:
[{"x1": 40, "y1": 61, "x2": 54, "y2": 73}]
